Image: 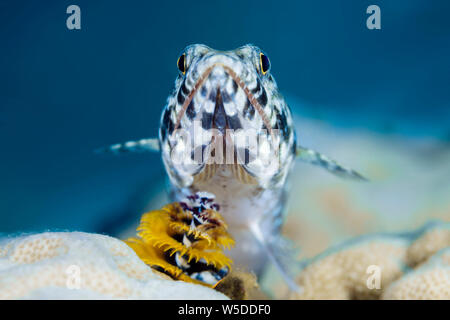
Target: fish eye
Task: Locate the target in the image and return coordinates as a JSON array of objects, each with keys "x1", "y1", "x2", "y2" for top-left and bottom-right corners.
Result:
[
  {"x1": 177, "y1": 53, "x2": 186, "y2": 74},
  {"x1": 259, "y1": 52, "x2": 270, "y2": 75}
]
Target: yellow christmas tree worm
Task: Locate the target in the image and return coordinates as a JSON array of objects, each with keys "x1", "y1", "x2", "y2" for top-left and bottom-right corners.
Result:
[{"x1": 125, "y1": 192, "x2": 235, "y2": 287}]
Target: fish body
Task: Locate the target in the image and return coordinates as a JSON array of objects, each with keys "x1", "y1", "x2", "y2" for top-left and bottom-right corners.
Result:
[{"x1": 158, "y1": 44, "x2": 296, "y2": 279}]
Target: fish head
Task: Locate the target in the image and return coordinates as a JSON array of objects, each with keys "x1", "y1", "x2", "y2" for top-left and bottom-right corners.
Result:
[{"x1": 159, "y1": 44, "x2": 296, "y2": 189}]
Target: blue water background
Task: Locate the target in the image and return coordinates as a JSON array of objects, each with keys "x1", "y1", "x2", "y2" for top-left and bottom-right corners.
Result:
[{"x1": 1, "y1": 0, "x2": 449, "y2": 233}]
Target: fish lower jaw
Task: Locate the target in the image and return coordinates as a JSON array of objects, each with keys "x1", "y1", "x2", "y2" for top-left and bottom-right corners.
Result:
[{"x1": 172, "y1": 170, "x2": 283, "y2": 227}]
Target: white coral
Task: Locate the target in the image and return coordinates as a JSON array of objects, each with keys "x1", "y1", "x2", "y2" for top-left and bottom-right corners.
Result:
[
  {"x1": 288, "y1": 222, "x2": 450, "y2": 300},
  {"x1": 383, "y1": 248, "x2": 450, "y2": 300},
  {"x1": 0, "y1": 232, "x2": 228, "y2": 300}
]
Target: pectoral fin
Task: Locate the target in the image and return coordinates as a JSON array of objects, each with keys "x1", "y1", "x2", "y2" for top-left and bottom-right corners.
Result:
[
  {"x1": 96, "y1": 138, "x2": 160, "y2": 154},
  {"x1": 250, "y1": 222, "x2": 303, "y2": 293},
  {"x1": 296, "y1": 146, "x2": 367, "y2": 181}
]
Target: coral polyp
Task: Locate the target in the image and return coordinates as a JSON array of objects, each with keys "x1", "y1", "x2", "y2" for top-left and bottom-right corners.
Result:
[{"x1": 125, "y1": 192, "x2": 235, "y2": 287}]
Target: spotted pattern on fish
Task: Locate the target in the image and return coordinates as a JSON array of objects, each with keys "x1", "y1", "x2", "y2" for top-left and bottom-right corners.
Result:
[{"x1": 155, "y1": 45, "x2": 303, "y2": 291}]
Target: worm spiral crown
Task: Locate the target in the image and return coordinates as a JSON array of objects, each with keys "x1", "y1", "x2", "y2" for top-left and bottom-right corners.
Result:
[{"x1": 126, "y1": 192, "x2": 234, "y2": 287}]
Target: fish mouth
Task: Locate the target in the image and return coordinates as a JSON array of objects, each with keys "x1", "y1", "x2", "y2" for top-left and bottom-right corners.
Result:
[
  {"x1": 190, "y1": 66, "x2": 274, "y2": 185},
  {"x1": 193, "y1": 85, "x2": 259, "y2": 185},
  {"x1": 167, "y1": 61, "x2": 281, "y2": 187},
  {"x1": 173, "y1": 63, "x2": 272, "y2": 136}
]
